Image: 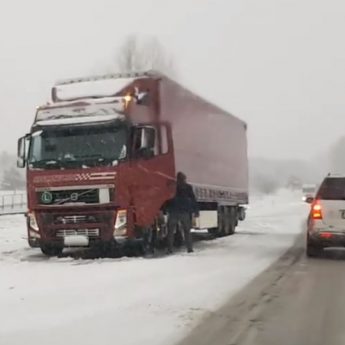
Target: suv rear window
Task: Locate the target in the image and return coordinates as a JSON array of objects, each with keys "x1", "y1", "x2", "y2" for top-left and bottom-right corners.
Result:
[{"x1": 317, "y1": 178, "x2": 345, "y2": 200}]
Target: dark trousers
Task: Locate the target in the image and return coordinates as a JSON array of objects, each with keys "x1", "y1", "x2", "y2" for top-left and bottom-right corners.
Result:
[{"x1": 167, "y1": 212, "x2": 193, "y2": 252}]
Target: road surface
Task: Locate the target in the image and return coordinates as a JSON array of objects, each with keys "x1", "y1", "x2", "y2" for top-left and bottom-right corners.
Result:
[{"x1": 177, "y1": 235, "x2": 345, "y2": 345}]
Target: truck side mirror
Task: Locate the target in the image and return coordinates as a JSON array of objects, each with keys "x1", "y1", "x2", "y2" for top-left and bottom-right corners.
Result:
[
  {"x1": 133, "y1": 87, "x2": 150, "y2": 106},
  {"x1": 17, "y1": 136, "x2": 27, "y2": 168}
]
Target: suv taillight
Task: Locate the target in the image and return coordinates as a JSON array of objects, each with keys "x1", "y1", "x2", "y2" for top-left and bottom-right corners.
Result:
[{"x1": 311, "y1": 203, "x2": 323, "y2": 220}]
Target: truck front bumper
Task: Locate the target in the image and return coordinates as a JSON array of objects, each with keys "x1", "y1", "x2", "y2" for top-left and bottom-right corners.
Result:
[{"x1": 28, "y1": 210, "x2": 119, "y2": 247}]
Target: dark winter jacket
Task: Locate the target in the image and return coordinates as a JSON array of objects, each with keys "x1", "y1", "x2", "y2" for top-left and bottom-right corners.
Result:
[{"x1": 166, "y1": 182, "x2": 199, "y2": 215}]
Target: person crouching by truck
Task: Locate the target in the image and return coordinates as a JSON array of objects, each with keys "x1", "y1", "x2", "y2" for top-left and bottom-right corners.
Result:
[{"x1": 166, "y1": 172, "x2": 199, "y2": 254}]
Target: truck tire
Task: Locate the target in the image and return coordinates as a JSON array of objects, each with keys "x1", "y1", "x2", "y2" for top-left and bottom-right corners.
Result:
[
  {"x1": 223, "y1": 207, "x2": 231, "y2": 236},
  {"x1": 221, "y1": 206, "x2": 236, "y2": 236},
  {"x1": 228, "y1": 207, "x2": 236, "y2": 235},
  {"x1": 217, "y1": 206, "x2": 226, "y2": 237},
  {"x1": 238, "y1": 206, "x2": 246, "y2": 221},
  {"x1": 92, "y1": 241, "x2": 116, "y2": 257},
  {"x1": 210, "y1": 206, "x2": 235, "y2": 237},
  {"x1": 40, "y1": 244, "x2": 63, "y2": 257}
]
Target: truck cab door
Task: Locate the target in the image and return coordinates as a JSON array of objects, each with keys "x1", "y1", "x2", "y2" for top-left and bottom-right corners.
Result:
[{"x1": 131, "y1": 122, "x2": 175, "y2": 227}]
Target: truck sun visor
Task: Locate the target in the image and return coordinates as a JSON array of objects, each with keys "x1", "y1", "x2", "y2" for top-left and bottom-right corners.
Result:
[
  {"x1": 52, "y1": 77, "x2": 136, "y2": 102},
  {"x1": 35, "y1": 102, "x2": 126, "y2": 125}
]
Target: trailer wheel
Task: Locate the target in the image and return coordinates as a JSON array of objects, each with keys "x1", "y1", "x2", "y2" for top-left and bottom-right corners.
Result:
[
  {"x1": 229, "y1": 207, "x2": 235, "y2": 235},
  {"x1": 223, "y1": 207, "x2": 235, "y2": 236},
  {"x1": 223, "y1": 207, "x2": 231, "y2": 236},
  {"x1": 215, "y1": 206, "x2": 226, "y2": 237},
  {"x1": 215, "y1": 206, "x2": 236, "y2": 237},
  {"x1": 40, "y1": 244, "x2": 63, "y2": 257}
]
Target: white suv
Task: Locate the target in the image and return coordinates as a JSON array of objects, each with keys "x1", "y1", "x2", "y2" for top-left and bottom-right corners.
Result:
[{"x1": 306, "y1": 174, "x2": 345, "y2": 257}]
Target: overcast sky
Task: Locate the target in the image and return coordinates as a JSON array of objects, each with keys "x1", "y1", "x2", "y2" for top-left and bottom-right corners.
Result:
[{"x1": 0, "y1": 0, "x2": 344, "y2": 160}]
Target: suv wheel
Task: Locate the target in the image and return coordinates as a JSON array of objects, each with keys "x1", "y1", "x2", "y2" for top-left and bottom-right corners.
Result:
[{"x1": 306, "y1": 241, "x2": 322, "y2": 258}]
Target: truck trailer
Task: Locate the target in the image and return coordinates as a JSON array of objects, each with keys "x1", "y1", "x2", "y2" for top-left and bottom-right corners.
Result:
[{"x1": 17, "y1": 71, "x2": 248, "y2": 256}]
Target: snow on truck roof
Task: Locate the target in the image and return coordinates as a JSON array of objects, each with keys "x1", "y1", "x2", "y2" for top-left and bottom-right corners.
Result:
[
  {"x1": 33, "y1": 72, "x2": 161, "y2": 127},
  {"x1": 52, "y1": 77, "x2": 136, "y2": 102},
  {"x1": 35, "y1": 97, "x2": 127, "y2": 126}
]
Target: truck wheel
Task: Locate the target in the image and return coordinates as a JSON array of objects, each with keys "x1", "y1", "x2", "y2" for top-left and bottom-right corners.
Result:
[
  {"x1": 216, "y1": 206, "x2": 226, "y2": 237},
  {"x1": 238, "y1": 206, "x2": 246, "y2": 221},
  {"x1": 228, "y1": 207, "x2": 236, "y2": 235},
  {"x1": 40, "y1": 244, "x2": 63, "y2": 257},
  {"x1": 92, "y1": 241, "x2": 116, "y2": 257},
  {"x1": 213, "y1": 206, "x2": 234, "y2": 237},
  {"x1": 221, "y1": 207, "x2": 236, "y2": 236},
  {"x1": 223, "y1": 207, "x2": 231, "y2": 236}
]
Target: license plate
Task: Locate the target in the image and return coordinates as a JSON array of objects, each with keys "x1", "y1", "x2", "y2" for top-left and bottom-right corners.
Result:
[{"x1": 64, "y1": 235, "x2": 89, "y2": 247}]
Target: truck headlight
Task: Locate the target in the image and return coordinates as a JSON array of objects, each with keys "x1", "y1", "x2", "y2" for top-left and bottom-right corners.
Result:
[
  {"x1": 114, "y1": 209, "x2": 127, "y2": 237},
  {"x1": 28, "y1": 212, "x2": 39, "y2": 231}
]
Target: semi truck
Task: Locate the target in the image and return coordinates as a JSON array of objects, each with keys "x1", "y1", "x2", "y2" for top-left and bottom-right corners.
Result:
[{"x1": 17, "y1": 71, "x2": 249, "y2": 256}]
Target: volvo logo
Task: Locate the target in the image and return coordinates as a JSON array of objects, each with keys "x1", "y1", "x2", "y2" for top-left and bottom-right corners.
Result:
[
  {"x1": 41, "y1": 191, "x2": 53, "y2": 204},
  {"x1": 70, "y1": 193, "x2": 79, "y2": 202}
]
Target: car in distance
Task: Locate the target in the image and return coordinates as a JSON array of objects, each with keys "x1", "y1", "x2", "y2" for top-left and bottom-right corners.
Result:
[{"x1": 306, "y1": 174, "x2": 345, "y2": 257}]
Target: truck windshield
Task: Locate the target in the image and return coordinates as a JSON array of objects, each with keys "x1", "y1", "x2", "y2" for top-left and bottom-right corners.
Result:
[{"x1": 28, "y1": 124, "x2": 128, "y2": 169}]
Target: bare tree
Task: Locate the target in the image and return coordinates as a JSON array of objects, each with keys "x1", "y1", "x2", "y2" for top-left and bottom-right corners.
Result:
[{"x1": 116, "y1": 35, "x2": 175, "y2": 76}]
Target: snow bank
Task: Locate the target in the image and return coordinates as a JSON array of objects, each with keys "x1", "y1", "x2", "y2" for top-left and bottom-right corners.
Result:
[{"x1": 0, "y1": 190, "x2": 308, "y2": 345}]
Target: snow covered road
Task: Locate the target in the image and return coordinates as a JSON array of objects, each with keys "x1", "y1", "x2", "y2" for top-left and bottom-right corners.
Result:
[{"x1": 0, "y1": 190, "x2": 308, "y2": 345}]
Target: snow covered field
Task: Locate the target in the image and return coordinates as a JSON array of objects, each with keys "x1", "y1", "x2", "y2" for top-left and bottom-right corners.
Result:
[{"x1": 0, "y1": 190, "x2": 308, "y2": 345}]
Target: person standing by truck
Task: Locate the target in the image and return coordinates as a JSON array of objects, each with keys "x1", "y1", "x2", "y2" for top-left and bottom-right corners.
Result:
[{"x1": 166, "y1": 172, "x2": 199, "y2": 254}]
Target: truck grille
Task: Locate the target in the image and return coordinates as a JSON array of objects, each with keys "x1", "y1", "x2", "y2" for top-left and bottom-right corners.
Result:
[
  {"x1": 56, "y1": 229, "x2": 100, "y2": 238},
  {"x1": 38, "y1": 189, "x2": 99, "y2": 205}
]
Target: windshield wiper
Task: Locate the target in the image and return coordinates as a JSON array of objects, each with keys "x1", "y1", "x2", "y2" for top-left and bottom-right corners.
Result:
[
  {"x1": 74, "y1": 155, "x2": 116, "y2": 165},
  {"x1": 75, "y1": 154, "x2": 107, "y2": 160}
]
